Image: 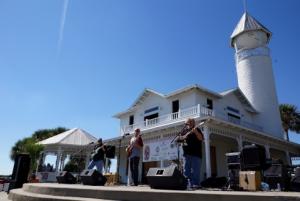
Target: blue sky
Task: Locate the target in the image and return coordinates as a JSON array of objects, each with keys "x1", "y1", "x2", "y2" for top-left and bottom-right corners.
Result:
[{"x1": 0, "y1": 0, "x2": 300, "y2": 175}]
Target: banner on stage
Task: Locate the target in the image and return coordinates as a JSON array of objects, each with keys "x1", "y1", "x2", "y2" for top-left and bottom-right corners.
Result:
[{"x1": 143, "y1": 138, "x2": 183, "y2": 162}]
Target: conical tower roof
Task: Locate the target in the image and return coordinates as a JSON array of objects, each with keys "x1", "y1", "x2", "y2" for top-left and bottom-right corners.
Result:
[{"x1": 230, "y1": 12, "x2": 272, "y2": 47}]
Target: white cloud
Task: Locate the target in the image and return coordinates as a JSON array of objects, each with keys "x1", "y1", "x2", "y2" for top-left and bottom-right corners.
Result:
[{"x1": 57, "y1": 0, "x2": 69, "y2": 59}]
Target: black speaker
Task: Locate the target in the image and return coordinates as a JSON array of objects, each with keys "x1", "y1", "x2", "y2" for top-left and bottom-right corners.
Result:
[
  {"x1": 106, "y1": 146, "x2": 116, "y2": 159},
  {"x1": 264, "y1": 163, "x2": 285, "y2": 177},
  {"x1": 146, "y1": 165, "x2": 187, "y2": 190},
  {"x1": 56, "y1": 171, "x2": 76, "y2": 184},
  {"x1": 80, "y1": 169, "x2": 107, "y2": 186},
  {"x1": 9, "y1": 154, "x2": 31, "y2": 191},
  {"x1": 241, "y1": 144, "x2": 266, "y2": 171},
  {"x1": 291, "y1": 177, "x2": 300, "y2": 192}
]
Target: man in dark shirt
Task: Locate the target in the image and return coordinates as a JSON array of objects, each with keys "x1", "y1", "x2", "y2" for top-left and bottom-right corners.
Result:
[
  {"x1": 180, "y1": 118, "x2": 203, "y2": 189},
  {"x1": 88, "y1": 138, "x2": 106, "y2": 173}
]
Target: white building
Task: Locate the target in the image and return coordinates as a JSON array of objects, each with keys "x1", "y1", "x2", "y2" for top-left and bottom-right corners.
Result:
[{"x1": 105, "y1": 12, "x2": 300, "y2": 184}]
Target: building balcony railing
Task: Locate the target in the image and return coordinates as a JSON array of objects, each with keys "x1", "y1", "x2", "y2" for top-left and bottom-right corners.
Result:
[{"x1": 121, "y1": 104, "x2": 263, "y2": 134}]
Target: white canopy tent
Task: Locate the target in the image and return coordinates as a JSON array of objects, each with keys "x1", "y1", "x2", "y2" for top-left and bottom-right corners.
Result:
[{"x1": 36, "y1": 128, "x2": 97, "y2": 182}]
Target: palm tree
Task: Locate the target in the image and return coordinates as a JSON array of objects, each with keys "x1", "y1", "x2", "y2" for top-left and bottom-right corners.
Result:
[
  {"x1": 279, "y1": 104, "x2": 300, "y2": 141},
  {"x1": 10, "y1": 137, "x2": 44, "y2": 171},
  {"x1": 10, "y1": 127, "x2": 68, "y2": 172}
]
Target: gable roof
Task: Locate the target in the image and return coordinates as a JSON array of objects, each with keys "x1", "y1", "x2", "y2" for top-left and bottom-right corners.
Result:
[
  {"x1": 113, "y1": 84, "x2": 222, "y2": 118},
  {"x1": 131, "y1": 88, "x2": 164, "y2": 109},
  {"x1": 113, "y1": 88, "x2": 164, "y2": 118},
  {"x1": 220, "y1": 88, "x2": 258, "y2": 113},
  {"x1": 230, "y1": 12, "x2": 272, "y2": 47},
  {"x1": 38, "y1": 128, "x2": 97, "y2": 146},
  {"x1": 166, "y1": 84, "x2": 222, "y2": 99}
]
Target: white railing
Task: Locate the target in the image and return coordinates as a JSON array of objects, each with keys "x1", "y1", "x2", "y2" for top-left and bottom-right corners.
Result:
[
  {"x1": 122, "y1": 105, "x2": 211, "y2": 134},
  {"x1": 121, "y1": 104, "x2": 262, "y2": 134},
  {"x1": 216, "y1": 111, "x2": 263, "y2": 132}
]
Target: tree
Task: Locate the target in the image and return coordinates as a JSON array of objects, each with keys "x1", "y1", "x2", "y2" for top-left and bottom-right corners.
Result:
[
  {"x1": 279, "y1": 104, "x2": 300, "y2": 141},
  {"x1": 63, "y1": 156, "x2": 86, "y2": 173},
  {"x1": 10, "y1": 127, "x2": 68, "y2": 173},
  {"x1": 31, "y1": 127, "x2": 68, "y2": 141}
]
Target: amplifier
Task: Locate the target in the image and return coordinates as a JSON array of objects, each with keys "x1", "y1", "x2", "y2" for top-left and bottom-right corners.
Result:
[
  {"x1": 226, "y1": 152, "x2": 240, "y2": 169},
  {"x1": 240, "y1": 144, "x2": 266, "y2": 171}
]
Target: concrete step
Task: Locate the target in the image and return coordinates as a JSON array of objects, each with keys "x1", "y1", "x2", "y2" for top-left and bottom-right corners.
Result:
[
  {"x1": 10, "y1": 183, "x2": 300, "y2": 201},
  {"x1": 22, "y1": 183, "x2": 205, "y2": 201},
  {"x1": 0, "y1": 192, "x2": 9, "y2": 201},
  {"x1": 8, "y1": 188, "x2": 115, "y2": 201}
]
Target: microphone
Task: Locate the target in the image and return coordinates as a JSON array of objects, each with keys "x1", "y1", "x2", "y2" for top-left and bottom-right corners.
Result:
[
  {"x1": 199, "y1": 121, "x2": 206, "y2": 126},
  {"x1": 88, "y1": 141, "x2": 95, "y2": 145},
  {"x1": 197, "y1": 119, "x2": 211, "y2": 130}
]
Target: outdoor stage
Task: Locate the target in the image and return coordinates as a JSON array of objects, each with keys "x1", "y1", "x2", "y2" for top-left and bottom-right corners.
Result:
[{"x1": 7, "y1": 183, "x2": 300, "y2": 201}]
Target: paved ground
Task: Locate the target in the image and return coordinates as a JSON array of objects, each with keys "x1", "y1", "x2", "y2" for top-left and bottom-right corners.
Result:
[{"x1": 0, "y1": 192, "x2": 9, "y2": 201}]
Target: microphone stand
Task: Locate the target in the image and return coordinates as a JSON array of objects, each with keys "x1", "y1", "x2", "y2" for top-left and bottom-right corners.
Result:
[
  {"x1": 170, "y1": 124, "x2": 189, "y2": 172},
  {"x1": 171, "y1": 124, "x2": 188, "y2": 144},
  {"x1": 169, "y1": 120, "x2": 207, "y2": 172},
  {"x1": 71, "y1": 142, "x2": 96, "y2": 163}
]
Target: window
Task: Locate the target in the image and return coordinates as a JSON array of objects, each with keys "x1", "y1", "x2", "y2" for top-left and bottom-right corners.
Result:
[
  {"x1": 172, "y1": 100, "x2": 179, "y2": 113},
  {"x1": 207, "y1": 99, "x2": 213, "y2": 109},
  {"x1": 227, "y1": 106, "x2": 240, "y2": 114},
  {"x1": 129, "y1": 115, "x2": 134, "y2": 125},
  {"x1": 228, "y1": 113, "x2": 241, "y2": 124},
  {"x1": 144, "y1": 113, "x2": 158, "y2": 121},
  {"x1": 144, "y1": 113, "x2": 159, "y2": 126},
  {"x1": 227, "y1": 106, "x2": 241, "y2": 124},
  {"x1": 144, "y1": 106, "x2": 159, "y2": 114}
]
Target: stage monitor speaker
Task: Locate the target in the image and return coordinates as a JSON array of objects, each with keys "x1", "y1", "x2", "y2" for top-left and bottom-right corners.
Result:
[
  {"x1": 9, "y1": 154, "x2": 31, "y2": 191},
  {"x1": 80, "y1": 169, "x2": 107, "y2": 186},
  {"x1": 146, "y1": 165, "x2": 187, "y2": 190},
  {"x1": 241, "y1": 144, "x2": 266, "y2": 171},
  {"x1": 56, "y1": 171, "x2": 76, "y2": 184},
  {"x1": 106, "y1": 146, "x2": 116, "y2": 159}
]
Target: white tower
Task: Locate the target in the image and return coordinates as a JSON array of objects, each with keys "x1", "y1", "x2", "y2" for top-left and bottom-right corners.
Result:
[{"x1": 231, "y1": 12, "x2": 283, "y2": 139}]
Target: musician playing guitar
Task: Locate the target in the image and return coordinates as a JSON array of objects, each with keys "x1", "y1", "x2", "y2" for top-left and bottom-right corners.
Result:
[
  {"x1": 127, "y1": 128, "x2": 143, "y2": 186},
  {"x1": 180, "y1": 118, "x2": 204, "y2": 189},
  {"x1": 88, "y1": 138, "x2": 106, "y2": 173}
]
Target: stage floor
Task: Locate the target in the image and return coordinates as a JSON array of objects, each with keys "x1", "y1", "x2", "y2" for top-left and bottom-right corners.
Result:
[
  {"x1": 0, "y1": 192, "x2": 9, "y2": 201},
  {"x1": 8, "y1": 183, "x2": 300, "y2": 201}
]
